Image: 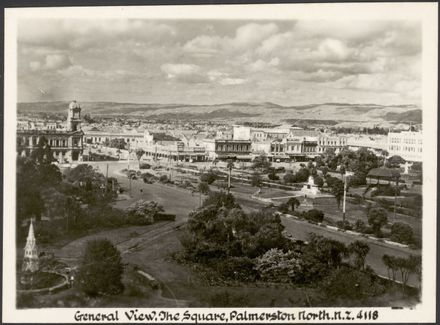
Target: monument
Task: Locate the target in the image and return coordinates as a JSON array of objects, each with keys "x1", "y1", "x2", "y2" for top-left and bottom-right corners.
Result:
[
  {"x1": 22, "y1": 220, "x2": 39, "y2": 273},
  {"x1": 301, "y1": 175, "x2": 320, "y2": 197}
]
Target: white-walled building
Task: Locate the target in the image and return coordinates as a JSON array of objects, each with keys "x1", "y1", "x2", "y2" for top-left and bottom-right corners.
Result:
[{"x1": 387, "y1": 130, "x2": 423, "y2": 162}]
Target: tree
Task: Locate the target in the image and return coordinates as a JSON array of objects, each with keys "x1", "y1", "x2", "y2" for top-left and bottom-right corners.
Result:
[
  {"x1": 348, "y1": 240, "x2": 370, "y2": 270},
  {"x1": 83, "y1": 113, "x2": 95, "y2": 124},
  {"x1": 386, "y1": 155, "x2": 406, "y2": 168},
  {"x1": 197, "y1": 182, "x2": 210, "y2": 207},
  {"x1": 383, "y1": 254, "x2": 420, "y2": 290},
  {"x1": 76, "y1": 239, "x2": 124, "y2": 296},
  {"x1": 367, "y1": 207, "x2": 388, "y2": 234},
  {"x1": 135, "y1": 149, "x2": 145, "y2": 168},
  {"x1": 267, "y1": 168, "x2": 279, "y2": 181},
  {"x1": 390, "y1": 222, "x2": 414, "y2": 244},
  {"x1": 314, "y1": 175, "x2": 324, "y2": 188},
  {"x1": 202, "y1": 191, "x2": 239, "y2": 210},
  {"x1": 200, "y1": 171, "x2": 217, "y2": 184},
  {"x1": 251, "y1": 172, "x2": 263, "y2": 188},
  {"x1": 295, "y1": 168, "x2": 310, "y2": 183},
  {"x1": 286, "y1": 197, "x2": 300, "y2": 212},
  {"x1": 126, "y1": 200, "x2": 164, "y2": 225},
  {"x1": 30, "y1": 136, "x2": 55, "y2": 165},
  {"x1": 252, "y1": 154, "x2": 271, "y2": 173},
  {"x1": 330, "y1": 178, "x2": 344, "y2": 209},
  {"x1": 283, "y1": 172, "x2": 296, "y2": 184}
]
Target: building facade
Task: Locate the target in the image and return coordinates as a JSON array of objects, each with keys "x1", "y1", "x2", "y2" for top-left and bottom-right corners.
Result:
[
  {"x1": 387, "y1": 130, "x2": 423, "y2": 162},
  {"x1": 17, "y1": 101, "x2": 84, "y2": 163}
]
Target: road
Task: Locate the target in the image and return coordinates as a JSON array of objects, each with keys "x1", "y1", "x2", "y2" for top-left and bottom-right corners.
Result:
[{"x1": 72, "y1": 161, "x2": 421, "y2": 287}]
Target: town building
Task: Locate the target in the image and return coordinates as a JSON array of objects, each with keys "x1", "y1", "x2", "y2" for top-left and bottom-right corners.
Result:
[
  {"x1": 317, "y1": 134, "x2": 348, "y2": 154},
  {"x1": 83, "y1": 129, "x2": 143, "y2": 146},
  {"x1": 17, "y1": 101, "x2": 84, "y2": 163},
  {"x1": 137, "y1": 131, "x2": 207, "y2": 162},
  {"x1": 346, "y1": 134, "x2": 388, "y2": 153},
  {"x1": 212, "y1": 139, "x2": 252, "y2": 160},
  {"x1": 387, "y1": 130, "x2": 423, "y2": 162}
]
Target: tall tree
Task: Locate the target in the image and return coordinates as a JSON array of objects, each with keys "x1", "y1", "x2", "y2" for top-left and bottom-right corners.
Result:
[
  {"x1": 287, "y1": 197, "x2": 300, "y2": 212},
  {"x1": 368, "y1": 207, "x2": 388, "y2": 235},
  {"x1": 348, "y1": 240, "x2": 370, "y2": 270},
  {"x1": 252, "y1": 154, "x2": 271, "y2": 173},
  {"x1": 197, "y1": 182, "x2": 210, "y2": 207},
  {"x1": 135, "y1": 148, "x2": 145, "y2": 168},
  {"x1": 76, "y1": 239, "x2": 124, "y2": 296}
]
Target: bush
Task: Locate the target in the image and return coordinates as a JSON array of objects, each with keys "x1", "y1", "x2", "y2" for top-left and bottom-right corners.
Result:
[
  {"x1": 277, "y1": 203, "x2": 290, "y2": 214},
  {"x1": 371, "y1": 185, "x2": 400, "y2": 197},
  {"x1": 126, "y1": 200, "x2": 164, "y2": 225},
  {"x1": 200, "y1": 172, "x2": 217, "y2": 185},
  {"x1": 207, "y1": 290, "x2": 250, "y2": 307},
  {"x1": 304, "y1": 209, "x2": 324, "y2": 223},
  {"x1": 354, "y1": 219, "x2": 367, "y2": 233},
  {"x1": 283, "y1": 172, "x2": 296, "y2": 184},
  {"x1": 140, "y1": 163, "x2": 151, "y2": 169},
  {"x1": 255, "y1": 248, "x2": 301, "y2": 283},
  {"x1": 390, "y1": 222, "x2": 414, "y2": 244},
  {"x1": 159, "y1": 175, "x2": 169, "y2": 183},
  {"x1": 323, "y1": 266, "x2": 385, "y2": 300},
  {"x1": 336, "y1": 220, "x2": 353, "y2": 230},
  {"x1": 215, "y1": 257, "x2": 257, "y2": 282}
]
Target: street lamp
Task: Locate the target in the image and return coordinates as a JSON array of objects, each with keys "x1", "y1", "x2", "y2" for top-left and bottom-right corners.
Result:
[{"x1": 342, "y1": 171, "x2": 354, "y2": 222}]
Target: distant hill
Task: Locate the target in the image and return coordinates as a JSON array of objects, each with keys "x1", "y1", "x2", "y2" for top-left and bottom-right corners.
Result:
[{"x1": 17, "y1": 101, "x2": 421, "y2": 126}]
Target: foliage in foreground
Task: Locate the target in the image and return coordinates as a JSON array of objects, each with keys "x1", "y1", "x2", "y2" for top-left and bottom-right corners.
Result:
[{"x1": 76, "y1": 239, "x2": 124, "y2": 296}]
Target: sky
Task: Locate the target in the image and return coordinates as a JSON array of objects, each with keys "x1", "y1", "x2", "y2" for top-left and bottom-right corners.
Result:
[{"x1": 17, "y1": 19, "x2": 421, "y2": 106}]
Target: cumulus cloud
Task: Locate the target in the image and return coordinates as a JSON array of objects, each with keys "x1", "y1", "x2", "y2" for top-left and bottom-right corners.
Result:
[
  {"x1": 183, "y1": 22, "x2": 279, "y2": 57},
  {"x1": 29, "y1": 53, "x2": 72, "y2": 71},
  {"x1": 160, "y1": 63, "x2": 208, "y2": 83},
  {"x1": 18, "y1": 19, "x2": 176, "y2": 50},
  {"x1": 219, "y1": 78, "x2": 246, "y2": 86},
  {"x1": 17, "y1": 18, "x2": 421, "y2": 105}
]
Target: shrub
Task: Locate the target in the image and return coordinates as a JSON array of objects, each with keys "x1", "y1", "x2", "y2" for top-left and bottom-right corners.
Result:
[
  {"x1": 208, "y1": 290, "x2": 249, "y2": 307},
  {"x1": 367, "y1": 207, "x2": 388, "y2": 234},
  {"x1": 390, "y1": 222, "x2": 414, "y2": 244},
  {"x1": 371, "y1": 185, "x2": 400, "y2": 197},
  {"x1": 126, "y1": 200, "x2": 164, "y2": 225},
  {"x1": 255, "y1": 248, "x2": 301, "y2": 283},
  {"x1": 304, "y1": 209, "x2": 324, "y2": 223},
  {"x1": 139, "y1": 163, "x2": 151, "y2": 169},
  {"x1": 159, "y1": 175, "x2": 169, "y2": 183},
  {"x1": 215, "y1": 257, "x2": 257, "y2": 282},
  {"x1": 200, "y1": 172, "x2": 217, "y2": 185},
  {"x1": 354, "y1": 219, "x2": 367, "y2": 233},
  {"x1": 336, "y1": 220, "x2": 353, "y2": 230},
  {"x1": 277, "y1": 203, "x2": 290, "y2": 214},
  {"x1": 323, "y1": 266, "x2": 385, "y2": 300}
]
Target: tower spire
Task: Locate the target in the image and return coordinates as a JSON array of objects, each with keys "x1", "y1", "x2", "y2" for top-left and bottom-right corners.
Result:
[{"x1": 22, "y1": 219, "x2": 39, "y2": 273}]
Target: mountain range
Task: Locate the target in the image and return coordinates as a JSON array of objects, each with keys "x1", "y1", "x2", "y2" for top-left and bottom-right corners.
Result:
[{"x1": 17, "y1": 101, "x2": 421, "y2": 127}]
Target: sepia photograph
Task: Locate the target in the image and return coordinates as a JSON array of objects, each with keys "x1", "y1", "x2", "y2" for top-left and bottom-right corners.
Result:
[{"x1": 3, "y1": 2, "x2": 438, "y2": 323}]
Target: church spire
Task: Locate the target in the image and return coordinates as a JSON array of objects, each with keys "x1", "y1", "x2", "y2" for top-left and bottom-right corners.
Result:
[{"x1": 22, "y1": 219, "x2": 39, "y2": 273}]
